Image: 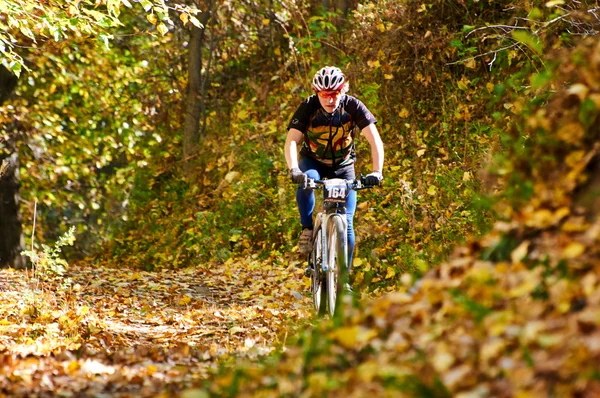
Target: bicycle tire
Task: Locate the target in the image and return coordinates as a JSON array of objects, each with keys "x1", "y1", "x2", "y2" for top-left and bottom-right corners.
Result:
[
  {"x1": 326, "y1": 215, "x2": 347, "y2": 316},
  {"x1": 311, "y1": 230, "x2": 327, "y2": 315}
]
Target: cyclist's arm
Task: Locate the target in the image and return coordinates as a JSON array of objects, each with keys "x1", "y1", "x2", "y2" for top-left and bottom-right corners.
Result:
[
  {"x1": 361, "y1": 123, "x2": 384, "y2": 173},
  {"x1": 285, "y1": 128, "x2": 304, "y2": 170}
]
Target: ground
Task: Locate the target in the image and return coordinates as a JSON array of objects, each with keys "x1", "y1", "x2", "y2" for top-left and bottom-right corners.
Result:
[{"x1": 0, "y1": 257, "x2": 311, "y2": 397}]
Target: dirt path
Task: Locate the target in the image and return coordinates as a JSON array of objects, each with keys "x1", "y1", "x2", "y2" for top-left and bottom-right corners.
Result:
[{"x1": 0, "y1": 257, "x2": 311, "y2": 397}]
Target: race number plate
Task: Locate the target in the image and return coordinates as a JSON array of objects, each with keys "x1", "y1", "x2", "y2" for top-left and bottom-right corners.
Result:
[{"x1": 324, "y1": 179, "x2": 348, "y2": 203}]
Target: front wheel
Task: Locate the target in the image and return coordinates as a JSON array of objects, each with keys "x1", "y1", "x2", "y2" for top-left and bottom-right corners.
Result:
[
  {"x1": 310, "y1": 229, "x2": 327, "y2": 315},
  {"x1": 326, "y1": 215, "x2": 347, "y2": 317}
]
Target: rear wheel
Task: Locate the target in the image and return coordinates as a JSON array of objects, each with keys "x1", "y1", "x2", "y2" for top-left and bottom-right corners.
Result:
[
  {"x1": 326, "y1": 215, "x2": 347, "y2": 317},
  {"x1": 310, "y1": 230, "x2": 327, "y2": 315}
]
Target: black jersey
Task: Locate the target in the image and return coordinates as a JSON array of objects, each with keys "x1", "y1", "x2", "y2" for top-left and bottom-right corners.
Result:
[{"x1": 288, "y1": 94, "x2": 377, "y2": 167}]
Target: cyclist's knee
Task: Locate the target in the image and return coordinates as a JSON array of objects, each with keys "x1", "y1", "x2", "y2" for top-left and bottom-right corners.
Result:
[{"x1": 304, "y1": 169, "x2": 320, "y2": 180}]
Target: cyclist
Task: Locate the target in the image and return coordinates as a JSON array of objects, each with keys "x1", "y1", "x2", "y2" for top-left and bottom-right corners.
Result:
[{"x1": 284, "y1": 66, "x2": 384, "y2": 288}]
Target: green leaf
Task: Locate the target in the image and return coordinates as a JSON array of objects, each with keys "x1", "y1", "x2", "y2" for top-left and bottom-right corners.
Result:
[
  {"x1": 450, "y1": 39, "x2": 463, "y2": 49},
  {"x1": 527, "y1": 7, "x2": 543, "y2": 20},
  {"x1": 9, "y1": 61, "x2": 22, "y2": 77},
  {"x1": 512, "y1": 30, "x2": 543, "y2": 54},
  {"x1": 530, "y1": 70, "x2": 552, "y2": 89}
]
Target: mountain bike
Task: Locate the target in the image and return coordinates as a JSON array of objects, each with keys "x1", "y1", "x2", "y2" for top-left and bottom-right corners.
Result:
[{"x1": 305, "y1": 177, "x2": 374, "y2": 316}]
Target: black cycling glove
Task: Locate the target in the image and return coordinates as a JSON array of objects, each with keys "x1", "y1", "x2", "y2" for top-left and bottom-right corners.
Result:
[
  {"x1": 289, "y1": 167, "x2": 307, "y2": 185},
  {"x1": 364, "y1": 171, "x2": 383, "y2": 186}
]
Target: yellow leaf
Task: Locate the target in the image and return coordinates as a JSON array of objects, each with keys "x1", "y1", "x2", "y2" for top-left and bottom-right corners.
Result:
[
  {"x1": 179, "y1": 296, "x2": 191, "y2": 305},
  {"x1": 229, "y1": 326, "x2": 245, "y2": 335},
  {"x1": 525, "y1": 209, "x2": 554, "y2": 228},
  {"x1": 384, "y1": 74, "x2": 393, "y2": 80},
  {"x1": 180, "y1": 389, "x2": 210, "y2": 398},
  {"x1": 146, "y1": 364, "x2": 158, "y2": 375},
  {"x1": 146, "y1": 13, "x2": 157, "y2": 25},
  {"x1": 465, "y1": 58, "x2": 476, "y2": 69},
  {"x1": 462, "y1": 171, "x2": 472, "y2": 182},
  {"x1": 427, "y1": 185, "x2": 437, "y2": 196},
  {"x1": 457, "y1": 76, "x2": 470, "y2": 90},
  {"x1": 356, "y1": 327, "x2": 378, "y2": 343},
  {"x1": 385, "y1": 267, "x2": 395, "y2": 279},
  {"x1": 262, "y1": 18, "x2": 270, "y2": 25},
  {"x1": 398, "y1": 108, "x2": 409, "y2": 118},
  {"x1": 565, "y1": 150, "x2": 585, "y2": 168},
  {"x1": 557, "y1": 122, "x2": 584, "y2": 144},
  {"x1": 432, "y1": 347, "x2": 454, "y2": 372},
  {"x1": 562, "y1": 242, "x2": 585, "y2": 259},
  {"x1": 67, "y1": 361, "x2": 80, "y2": 373},
  {"x1": 358, "y1": 361, "x2": 379, "y2": 382},
  {"x1": 179, "y1": 13, "x2": 189, "y2": 25},
  {"x1": 545, "y1": 0, "x2": 564, "y2": 6},
  {"x1": 237, "y1": 109, "x2": 248, "y2": 119},
  {"x1": 330, "y1": 326, "x2": 358, "y2": 348},
  {"x1": 225, "y1": 171, "x2": 239, "y2": 183},
  {"x1": 157, "y1": 23, "x2": 168, "y2": 36},
  {"x1": 509, "y1": 279, "x2": 538, "y2": 298},
  {"x1": 480, "y1": 339, "x2": 506, "y2": 362},
  {"x1": 378, "y1": 23, "x2": 385, "y2": 32},
  {"x1": 79, "y1": 306, "x2": 89, "y2": 316},
  {"x1": 353, "y1": 257, "x2": 364, "y2": 268},
  {"x1": 417, "y1": 148, "x2": 426, "y2": 157},
  {"x1": 367, "y1": 60, "x2": 381, "y2": 68},
  {"x1": 511, "y1": 241, "x2": 529, "y2": 264},
  {"x1": 130, "y1": 273, "x2": 143, "y2": 280}
]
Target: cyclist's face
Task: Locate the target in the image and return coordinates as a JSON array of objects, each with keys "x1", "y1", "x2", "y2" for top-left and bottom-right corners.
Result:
[{"x1": 317, "y1": 90, "x2": 342, "y2": 113}]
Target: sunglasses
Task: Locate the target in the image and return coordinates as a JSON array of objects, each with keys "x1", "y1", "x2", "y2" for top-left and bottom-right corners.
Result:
[{"x1": 317, "y1": 90, "x2": 341, "y2": 99}]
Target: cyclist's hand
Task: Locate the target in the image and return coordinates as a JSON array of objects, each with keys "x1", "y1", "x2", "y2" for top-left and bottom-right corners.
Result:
[
  {"x1": 364, "y1": 171, "x2": 383, "y2": 186},
  {"x1": 289, "y1": 167, "x2": 307, "y2": 185}
]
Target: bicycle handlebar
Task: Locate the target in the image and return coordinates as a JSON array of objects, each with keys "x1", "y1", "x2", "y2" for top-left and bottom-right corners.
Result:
[{"x1": 306, "y1": 176, "x2": 376, "y2": 191}]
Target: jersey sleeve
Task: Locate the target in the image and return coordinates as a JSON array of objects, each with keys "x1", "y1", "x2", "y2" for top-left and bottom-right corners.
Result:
[
  {"x1": 353, "y1": 98, "x2": 377, "y2": 130},
  {"x1": 287, "y1": 96, "x2": 315, "y2": 132}
]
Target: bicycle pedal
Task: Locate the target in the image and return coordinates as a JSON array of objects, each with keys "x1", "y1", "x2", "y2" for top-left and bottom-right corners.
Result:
[{"x1": 304, "y1": 266, "x2": 313, "y2": 277}]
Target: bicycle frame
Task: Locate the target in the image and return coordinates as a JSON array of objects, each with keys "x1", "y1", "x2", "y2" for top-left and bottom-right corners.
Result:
[{"x1": 312, "y1": 187, "x2": 348, "y2": 273}]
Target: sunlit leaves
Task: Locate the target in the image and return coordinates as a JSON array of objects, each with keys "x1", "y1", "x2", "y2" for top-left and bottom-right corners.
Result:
[{"x1": 0, "y1": 0, "x2": 201, "y2": 74}]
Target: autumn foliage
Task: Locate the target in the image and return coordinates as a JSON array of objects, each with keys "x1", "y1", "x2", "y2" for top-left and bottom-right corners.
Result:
[{"x1": 2, "y1": 0, "x2": 600, "y2": 397}]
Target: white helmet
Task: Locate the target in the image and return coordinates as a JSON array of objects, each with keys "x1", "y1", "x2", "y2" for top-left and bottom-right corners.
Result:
[{"x1": 312, "y1": 66, "x2": 346, "y2": 92}]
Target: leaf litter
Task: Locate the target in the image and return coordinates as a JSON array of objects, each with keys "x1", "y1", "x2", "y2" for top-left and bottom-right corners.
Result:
[{"x1": 0, "y1": 256, "x2": 311, "y2": 397}]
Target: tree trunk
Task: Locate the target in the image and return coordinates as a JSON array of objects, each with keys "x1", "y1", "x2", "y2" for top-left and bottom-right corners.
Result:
[
  {"x1": 334, "y1": 0, "x2": 349, "y2": 15},
  {"x1": 182, "y1": 11, "x2": 211, "y2": 175},
  {"x1": 0, "y1": 152, "x2": 25, "y2": 269},
  {"x1": 0, "y1": 65, "x2": 25, "y2": 269}
]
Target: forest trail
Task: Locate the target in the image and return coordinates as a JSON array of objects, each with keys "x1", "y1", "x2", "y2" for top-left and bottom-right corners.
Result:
[{"x1": 0, "y1": 258, "x2": 311, "y2": 397}]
